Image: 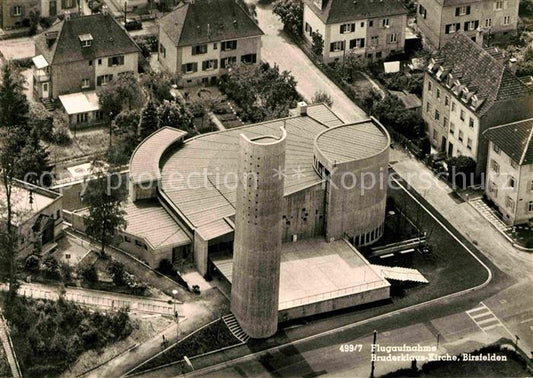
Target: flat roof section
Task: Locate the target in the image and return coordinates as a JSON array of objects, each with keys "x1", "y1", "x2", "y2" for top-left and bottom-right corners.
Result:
[
  {"x1": 129, "y1": 127, "x2": 188, "y2": 185},
  {"x1": 59, "y1": 91, "x2": 100, "y2": 115},
  {"x1": 315, "y1": 121, "x2": 389, "y2": 164},
  {"x1": 210, "y1": 238, "x2": 390, "y2": 311}
]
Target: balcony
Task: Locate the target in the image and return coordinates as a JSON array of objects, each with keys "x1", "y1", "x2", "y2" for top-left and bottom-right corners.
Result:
[{"x1": 33, "y1": 69, "x2": 50, "y2": 83}]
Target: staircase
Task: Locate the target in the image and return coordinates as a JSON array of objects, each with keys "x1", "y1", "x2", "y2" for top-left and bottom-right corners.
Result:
[
  {"x1": 222, "y1": 314, "x2": 250, "y2": 343},
  {"x1": 0, "y1": 315, "x2": 21, "y2": 377},
  {"x1": 41, "y1": 97, "x2": 55, "y2": 111}
]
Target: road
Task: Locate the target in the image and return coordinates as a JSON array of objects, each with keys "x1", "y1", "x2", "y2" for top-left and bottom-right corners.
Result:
[{"x1": 254, "y1": 2, "x2": 367, "y2": 124}]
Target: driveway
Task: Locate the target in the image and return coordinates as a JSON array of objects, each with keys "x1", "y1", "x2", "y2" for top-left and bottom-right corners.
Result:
[{"x1": 254, "y1": 2, "x2": 367, "y2": 124}]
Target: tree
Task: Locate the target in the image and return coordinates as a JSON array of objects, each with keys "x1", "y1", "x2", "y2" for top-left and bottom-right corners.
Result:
[
  {"x1": 97, "y1": 72, "x2": 145, "y2": 118},
  {"x1": 0, "y1": 62, "x2": 29, "y2": 128},
  {"x1": 273, "y1": 0, "x2": 303, "y2": 35},
  {"x1": 447, "y1": 156, "x2": 476, "y2": 188},
  {"x1": 140, "y1": 71, "x2": 177, "y2": 104},
  {"x1": 138, "y1": 100, "x2": 159, "y2": 140},
  {"x1": 311, "y1": 31, "x2": 324, "y2": 57},
  {"x1": 107, "y1": 110, "x2": 141, "y2": 165},
  {"x1": 311, "y1": 90, "x2": 333, "y2": 107},
  {"x1": 157, "y1": 100, "x2": 195, "y2": 133},
  {"x1": 83, "y1": 161, "x2": 127, "y2": 256},
  {"x1": 29, "y1": 102, "x2": 54, "y2": 142}
]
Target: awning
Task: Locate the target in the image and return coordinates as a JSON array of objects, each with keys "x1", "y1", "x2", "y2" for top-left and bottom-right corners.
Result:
[
  {"x1": 59, "y1": 91, "x2": 100, "y2": 115},
  {"x1": 372, "y1": 265, "x2": 429, "y2": 284},
  {"x1": 32, "y1": 55, "x2": 49, "y2": 69}
]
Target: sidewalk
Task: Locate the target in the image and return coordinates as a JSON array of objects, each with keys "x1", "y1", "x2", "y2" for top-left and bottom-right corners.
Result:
[{"x1": 390, "y1": 148, "x2": 532, "y2": 279}]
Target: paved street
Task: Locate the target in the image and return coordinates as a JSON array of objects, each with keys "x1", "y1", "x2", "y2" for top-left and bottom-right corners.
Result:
[{"x1": 253, "y1": 2, "x2": 367, "y2": 124}]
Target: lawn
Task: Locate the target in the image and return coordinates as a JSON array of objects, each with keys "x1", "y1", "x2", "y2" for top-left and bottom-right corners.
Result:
[
  {"x1": 506, "y1": 225, "x2": 533, "y2": 249},
  {"x1": 48, "y1": 128, "x2": 110, "y2": 165},
  {"x1": 129, "y1": 318, "x2": 241, "y2": 375}
]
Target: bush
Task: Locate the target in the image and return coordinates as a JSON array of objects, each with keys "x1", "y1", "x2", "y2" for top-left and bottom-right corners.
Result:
[
  {"x1": 24, "y1": 254, "x2": 41, "y2": 274},
  {"x1": 311, "y1": 90, "x2": 333, "y2": 107},
  {"x1": 108, "y1": 259, "x2": 126, "y2": 286},
  {"x1": 40, "y1": 255, "x2": 61, "y2": 280},
  {"x1": 53, "y1": 126, "x2": 72, "y2": 145},
  {"x1": 80, "y1": 264, "x2": 98, "y2": 283}
]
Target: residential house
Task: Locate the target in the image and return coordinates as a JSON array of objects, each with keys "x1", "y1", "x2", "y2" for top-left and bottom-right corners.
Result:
[
  {"x1": 0, "y1": 179, "x2": 63, "y2": 257},
  {"x1": 158, "y1": 0, "x2": 263, "y2": 86},
  {"x1": 40, "y1": 0, "x2": 80, "y2": 18},
  {"x1": 0, "y1": 0, "x2": 39, "y2": 30},
  {"x1": 302, "y1": 0, "x2": 408, "y2": 64},
  {"x1": 422, "y1": 33, "x2": 533, "y2": 176},
  {"x1": 417, "y1": 0, "x2": 520, "y2": 50},
  {"x1": 484, "y1": 119, "x2": 533, "y2": 225},
  {"x1": 32, "y1": 12, "x2": 141, "y2": 128}
]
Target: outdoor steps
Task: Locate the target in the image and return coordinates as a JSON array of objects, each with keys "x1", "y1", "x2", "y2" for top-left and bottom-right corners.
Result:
[
  {"x1": 470, "y1": 199, "x2": 510, "y2": 232},
  {"x1": 0, "y1": 317, "x2": 21, "y2": 378},
  {"x1": 41, "y1": 98, "x2": 54, "y2": 111},
  {"x1": 222, "y1": 314, "x2": 250, "y2": 343}
]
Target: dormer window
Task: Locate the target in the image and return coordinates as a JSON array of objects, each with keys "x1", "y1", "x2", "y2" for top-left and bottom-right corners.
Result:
[
  {"x1": 427, "y1": 59, "x2": 435, "y2": 72},
  {"x1": 436, "y1": 66, "x2": 444, "y2": 80},
  {"x1": 79, "y1": 34, "x2": 93, "y2": 48}
]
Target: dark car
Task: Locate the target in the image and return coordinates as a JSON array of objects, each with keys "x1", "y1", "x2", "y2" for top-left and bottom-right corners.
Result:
[{"x1": 124, "y1": 18, "x2": 142, "y2": 31}]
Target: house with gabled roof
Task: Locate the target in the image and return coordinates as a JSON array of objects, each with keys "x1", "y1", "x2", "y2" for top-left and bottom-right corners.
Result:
[
  {"x1": 484, "y1": 119, "x2": 533, "y2": 225},
  {"x1": 302, "y1": 0, "x2": 408, "y2": 64},
  {"x1": 423, "y1": 32, "x2": 533, "y2": 176},
  {"x1": 417, "y1": 0, "x2": 520, "y2": 50},
  {"x1": 32, "y1": 12, "x2": 141, "y2": 127},
  {"x1": 158, "y1": 0, "x2": 263, "y2": 86}
]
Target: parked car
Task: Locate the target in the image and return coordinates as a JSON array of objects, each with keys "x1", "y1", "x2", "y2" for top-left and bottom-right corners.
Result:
[{"x1": 124, "y1": 18, "x2": 142, "y2": 30}]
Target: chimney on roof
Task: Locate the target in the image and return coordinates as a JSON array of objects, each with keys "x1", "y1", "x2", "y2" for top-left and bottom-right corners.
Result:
[
  {"x1": 64, "y1": 11, "x2": 71, "y2": 21},
  {"x1": 296, "y1": 101, "x2": 308, "y2": 116}
]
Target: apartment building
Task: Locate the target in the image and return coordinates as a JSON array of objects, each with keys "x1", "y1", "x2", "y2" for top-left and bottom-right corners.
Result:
[
  {"x1": 158, "y1": 0, "x2": 263, "y2": 87},
  {"x1": 40, "y1": 0, "x2": 80, "y2": 18},
  {"x1": 484, "y1": 119, "x2": 533, "y2": 225},
  {"x1": 302, "y1": 0, "x2": 408, "y2": 63},
  {"x1": 422, "y1": 33, "x2": 533, "y2": 176},
  {"x1": 417, "y1": 0, "x2": 520, "y2": 49},
  {"x1": 32, "y1": 13, "x2": 140, "y2": 127}
]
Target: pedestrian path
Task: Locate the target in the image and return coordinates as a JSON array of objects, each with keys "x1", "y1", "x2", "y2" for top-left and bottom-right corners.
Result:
[
  {"x1": 469, "y1": 198, "x2": 511, "y2": 232},
  {"x1": 0, "y1": 283, "x2": 174, "y2": 316},
  {"x1": 0, "y1": 314, "x2": 21, "y2": 378},
  {"x1": 466, "y1": 302, "x2": 505, "y2": 333}
]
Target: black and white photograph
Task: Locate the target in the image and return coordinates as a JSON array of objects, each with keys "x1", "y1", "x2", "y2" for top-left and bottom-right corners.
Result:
[{"x1": 0, "y1": 0, "x2": 531, "y2": 376}]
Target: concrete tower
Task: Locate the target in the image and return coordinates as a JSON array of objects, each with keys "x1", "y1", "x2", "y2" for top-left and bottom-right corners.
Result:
[{"x1": 231, "y1": 127, "x2": 287, "y2": 339}]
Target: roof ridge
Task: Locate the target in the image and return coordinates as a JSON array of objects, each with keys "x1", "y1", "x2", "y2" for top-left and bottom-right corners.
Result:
[
  {"x1": 49, "y1": 20, "x2": 65, "y2": 64},
  {"x1": 520, "y1": 123, "x2": 533, "y2": 165},
  {"x1": 176, "y1": 2, "x2": 190, "y2": 47}
]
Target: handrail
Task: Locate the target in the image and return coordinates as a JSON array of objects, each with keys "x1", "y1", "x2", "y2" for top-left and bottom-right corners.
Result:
[{"x1": 0, "y1": 311, "x2": 22, "y2": 377}]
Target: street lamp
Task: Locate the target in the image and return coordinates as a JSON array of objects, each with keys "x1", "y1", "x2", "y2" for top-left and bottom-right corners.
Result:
[{"x1": 370, "y1": 330, "x2": 377, "y2": 378}]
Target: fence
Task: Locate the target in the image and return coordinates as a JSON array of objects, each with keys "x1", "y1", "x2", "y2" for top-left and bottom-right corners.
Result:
[{"x1": 0, "y1": 283, "x2": 174, "y2": 316}]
